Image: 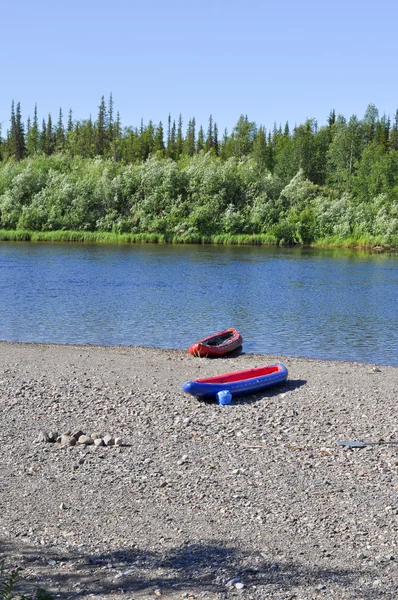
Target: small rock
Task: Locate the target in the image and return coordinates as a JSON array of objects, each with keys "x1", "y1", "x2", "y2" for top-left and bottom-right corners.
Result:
[
  {"x1": 78, "y1": 435, "x2": 94, "y2": 445},
  {"x1": 103, "y1": 434, "x2": 114, "y2": 446},
  {"x1": 94, "y1": 438, "x2": 104, "y2": 447},
  {"x1": 235, "y1": 582, "x2": 245, "y2": 590},
  {"x1": 35, "y1": 431, "x2": 51, "y2": 443},
  {"x1": 60, "y1": 434, "x2": 76, "y2": 447},
  {"x1": 226, "y1": 578, "x2": 241, "y2": 588},
  {"x1": 72, "y1": 430, "x2": 85, "y2": 440},
  {"x1": 91, "y1": 432, "x2": 102, "y2": 440},
  {"x1": 114, "y1": 437, "x2": 122, "y2": 446}
]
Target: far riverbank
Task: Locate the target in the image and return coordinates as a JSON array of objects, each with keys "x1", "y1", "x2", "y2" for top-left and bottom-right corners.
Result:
[{"x1": 0, "y1": 228, "x2": 397, "y2": 252}]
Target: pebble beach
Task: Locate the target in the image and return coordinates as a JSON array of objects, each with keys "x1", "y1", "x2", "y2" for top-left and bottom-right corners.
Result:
[{"x1": 1, "y1": 341, "x2": 398, "y2": 599}]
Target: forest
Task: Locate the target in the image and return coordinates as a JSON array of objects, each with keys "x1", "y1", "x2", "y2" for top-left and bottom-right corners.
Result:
[{"x1": 0, "y1": 95, "x2": 398, "y2": 247}]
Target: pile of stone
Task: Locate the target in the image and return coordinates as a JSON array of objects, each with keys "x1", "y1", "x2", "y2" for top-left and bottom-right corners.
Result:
[{"x1": 34, "y1": 430, "x2": 122, "y2": 447}]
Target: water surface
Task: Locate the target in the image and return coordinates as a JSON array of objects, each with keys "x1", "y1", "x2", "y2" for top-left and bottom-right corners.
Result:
[{"x1": 1, "y1": 242, "x2": 397, "y2": 366}]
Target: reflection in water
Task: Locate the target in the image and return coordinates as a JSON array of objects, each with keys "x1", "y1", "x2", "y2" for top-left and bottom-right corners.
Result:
[{"x1": 0, "y1": 242, "x2": 398, "y2": 366}]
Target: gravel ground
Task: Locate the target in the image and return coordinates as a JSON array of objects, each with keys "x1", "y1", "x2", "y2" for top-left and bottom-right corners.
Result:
[{"x1": 1, "y1": 342, "x2": 398, "y2": 600}]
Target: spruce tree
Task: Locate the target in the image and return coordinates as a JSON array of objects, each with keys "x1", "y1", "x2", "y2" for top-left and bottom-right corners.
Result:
[
  {"x1": 42, "y1": 114, "x2": 55, "y2": 155},
  {"x1": 55, "y1": 108, "x2": 65, "y2": 152},
  {"x1": 184, "y1": 118, "x2": 196, "y2": 157},
  {"x1": 389, "y1": 110, "x2": 398, "y2": 151},
  {"x1": 67, "y1": 109, "x2": 73, "y2": 133},
  {"x1": 112, "y1": 111, "x2": 122, "y2": 162},
  {"x1": 154, "y1": 121, "x2": 165, "y2": 154},
  {"x1": 252, "y1": 126, "x2": 268, "y2": 174},
  {"x1": 176, "y1": 114, "x2": 184, "y2": 159},
  {"x1": 95, "y1": 96, "x2": 107, "y2": 156},
  {"x1": 205, "y1": 114, "x2": 214, "y2": 152},
  {"x1": 14, "y1": 102, "x2": 26, "y2": 160},
  {"x1": 166, "y1": 119, "x2": 176, "y2": 159},
  {"x1": 213, "y1": 122, "x2": 219, "y2": 156},
  {"x1": 6, "y1": 100, "x2": 26, "y2": 160},
  {"x1": 107, "y1": 92, "x2": 114, "y2": 149},
  {"x1": 26, "y1": 103, "x2": 40, "y2": 156},
  {"x1": 197, "y1": 125, "x2": 204, "y2": 152}
]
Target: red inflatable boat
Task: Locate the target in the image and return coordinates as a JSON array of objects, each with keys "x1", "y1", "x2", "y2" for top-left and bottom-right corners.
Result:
[{"x1": 188, "y1": 328, "x2": 243, "y2": 358}]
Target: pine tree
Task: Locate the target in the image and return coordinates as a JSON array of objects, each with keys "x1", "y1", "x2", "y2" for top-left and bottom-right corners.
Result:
[
  {"x1": 95, "y1": 96, "x2": 107, "y2": 156},
  {"x1": 389, "y1": 110, "x2": 398, "y2": 151},
  {"x1": 26, "y1": 103, "x2": 39, "y2": 156},
  {"x1": 111, "y1": 111, "x2": 122, "y2": 162},
  {"x1": 154, "y1": 121, "x2": 165, "y2": 154},
  {"x1": 142, "y1": 120, "x2": 155, "y2": 159},
  {"x1": 166, "y1": 114, "x2": 172, "y2": 154},
  {"x1": 232, "y1": 115, "x2": 256, "y2": 157},
  {"x1": 205, "y1": 115, "x2": 214, "y2": 152},
  {"x1": 107, "y1": 92, "x2": 114, "y2": 150},
  {"x1": 328, "y1": 109, "x2": 336, "y2": 128},
  {"x1": 6, "y1": 101, "x2": 26, "y2": 160},
  {"x1": 42, "y1": 114, "x2": 55, "y2": 155},
  {"x1": 252, "y1": 126, "x2": 268, "y2": 174},
  {"x1": 55, "y1": 108, "x2": 65, "y2": 152},
  {"x1": 184, "y1": 118, "x2": 196, "y2": 157},
  {"x1": 283, "y1": 122, "x2": 290, "y2": 137},
  {"x1": 197, "y1": 125, "x2": 205, "y2": 152},
  {"x1": 14, "y1": 102, "x2": 26, "y2": 160},
  {"x1": 176, "y1": 114, "x2": 184, "y2": 159},
  {"x1": 213, "y1": 122, "x2": 219, "y2": 156},
  {"x1": 363, "y1": 103, "x2": 379, "y2": 145},
  {"x1": 77, "y1": 117, "x2": 95, "y2": 158},
  {"x1": 67, "y1": 109, "x2": 73, "y2": 133},
  {"x1": 166, "y1": 119, "x2": 176, "y2": 159}
]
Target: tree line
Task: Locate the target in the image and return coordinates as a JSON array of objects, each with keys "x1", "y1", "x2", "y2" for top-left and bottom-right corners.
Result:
[{"x1": 0, "y1": 96, "x2": 398, "y2": 247}]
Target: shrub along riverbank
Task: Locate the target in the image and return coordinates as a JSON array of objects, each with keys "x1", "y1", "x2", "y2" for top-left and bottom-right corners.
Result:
[
  {"x1": 0, "y1": 152, "x2": 397, "y2": 249},
  {"x1": 0, "y1": 229, "x2": 395, "y2": 250}
]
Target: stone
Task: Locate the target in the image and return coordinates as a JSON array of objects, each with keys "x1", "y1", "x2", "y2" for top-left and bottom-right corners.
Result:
[
  {"x1": 226, "y1": 578, "x2": 241, "y2": 588},
  {"x1": 35, "y1": 431, "x2": 51, "y2": 443},
  {"x1": 72, "y1": 430, "x2": 85, "y2": 440},
  {"x1": 94, "y1": 438, "x2": 104, "y2": 447},
  {"x1": 60, "y1": 434, "x2": 76, "y2": 446},
  {"x1": 78, "y1": 435, "x2": 94, "y2": 445},
  {"x1": 103, "y1": 434, "x2": 114, "y2": 446}
]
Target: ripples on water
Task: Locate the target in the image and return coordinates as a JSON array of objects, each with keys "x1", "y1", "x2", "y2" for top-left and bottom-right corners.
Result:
[{"x1": 0, "y1": 242, "x2": 398, "y2": 366}]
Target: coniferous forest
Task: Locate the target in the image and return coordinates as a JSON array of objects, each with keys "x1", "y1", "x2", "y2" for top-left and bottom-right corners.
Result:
[{"x1": 1, "y1": 95, "x2": 398, "y2": 247}]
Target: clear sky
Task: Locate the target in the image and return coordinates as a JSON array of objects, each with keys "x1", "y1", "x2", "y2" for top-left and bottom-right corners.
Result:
[{"x1": 2, "y1": 0, "x2": 398, "y2": 137}]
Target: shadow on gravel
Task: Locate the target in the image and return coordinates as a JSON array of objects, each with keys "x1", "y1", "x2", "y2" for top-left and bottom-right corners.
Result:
[
  {"x1": 0, "y1": 538, "x2": 380, "y2": 599},
  {"x1": 197, "y1": 380, "x2": 307, "y2": 406}
]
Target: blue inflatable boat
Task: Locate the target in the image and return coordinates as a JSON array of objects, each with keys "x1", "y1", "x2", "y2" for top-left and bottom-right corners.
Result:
[{"x1": 182, "y1": 364, "x2": 288, "y2": 400}]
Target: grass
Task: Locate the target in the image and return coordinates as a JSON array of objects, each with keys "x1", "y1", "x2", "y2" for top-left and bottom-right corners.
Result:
[
  {"x1": 0, "y1": 229, "x2": 396, "y2": 251},
  {"x1": 0, "y1": 229, "x2": 279, "y2": 246},
  {"x1": 0, "y1": 561, "x2": 53, "y2": 600}
]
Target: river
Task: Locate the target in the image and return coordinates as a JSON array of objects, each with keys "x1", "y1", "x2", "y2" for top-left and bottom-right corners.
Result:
[{"x1": 1, "y1": 242, "x2": 397, "y2": 366}]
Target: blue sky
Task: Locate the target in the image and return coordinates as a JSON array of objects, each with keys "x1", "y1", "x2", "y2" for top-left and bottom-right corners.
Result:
[{"x1": 2, "y1": 0, "x2": 398, "y2": 137}]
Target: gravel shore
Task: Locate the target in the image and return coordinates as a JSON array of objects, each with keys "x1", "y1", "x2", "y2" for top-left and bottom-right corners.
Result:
[{"x1": 1, "y1": 342, "x2": 398, "y2": 600}]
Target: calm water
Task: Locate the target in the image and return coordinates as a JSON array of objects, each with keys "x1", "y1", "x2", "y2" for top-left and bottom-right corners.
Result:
[{"x1": 1, "y1": 242, "x2": 398, "y2": 366}]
